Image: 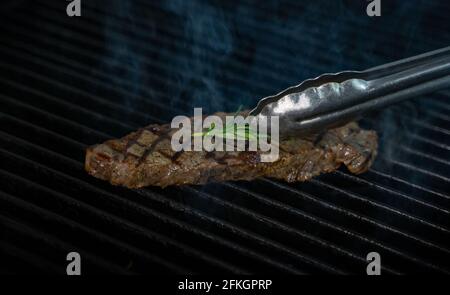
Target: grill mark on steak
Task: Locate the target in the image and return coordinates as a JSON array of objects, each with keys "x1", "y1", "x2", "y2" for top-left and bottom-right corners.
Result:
[
  {"x1": 170, "y1": 151, "x2": 184, "y2": 162},
  {"x1": 137, "y1": 126, "x2": 173, "y2": 165},
  {"x1": 85, "y1": 113, "x2": 378, "y2": 188},
  {"x1": 125, "y1": 129, "x2": 144, "y2": 149}
]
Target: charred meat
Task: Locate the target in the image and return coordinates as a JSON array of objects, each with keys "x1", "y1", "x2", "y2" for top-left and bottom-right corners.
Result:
[{"x1": 85, "y1": 114, "x2": 377, "y2": 188}]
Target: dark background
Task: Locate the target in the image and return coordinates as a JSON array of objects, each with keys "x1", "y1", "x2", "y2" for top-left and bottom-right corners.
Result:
[{"x1": 0, "y1": 0, "x2": 449, "y2": 274}]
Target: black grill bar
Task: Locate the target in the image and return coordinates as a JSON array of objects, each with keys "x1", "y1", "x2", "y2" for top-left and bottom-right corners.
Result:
[
  {"x1": 260, "y1": 179, "x2": 450, "y2": 271},
  {"x1": 0, "y1": 150, "x2": 249, "y2": 274},
  {"x1": 1, "y1": 163, "x2": 196, "y2": 274},
  {"x1": 1, "y1": 0, "x2": 450, "y2": 274},
  {"x1": 334, "y1": 170, "x2": 449, "y2": 216},
  {"x1": 0, "y1": 193, "x2": 135, "y2": 275},
  {"x1": 370, "y1": 169, "x2": 449, "y2": 201},
  {"x1": 0, "y1": 218, "x2": 62, "y2": 274},
  {"x1": 220, "y1": 182, "x2": 441, "y2": 272},
  {"x1": 310, "y1": 178, "x2": 450, "y2": 247}
]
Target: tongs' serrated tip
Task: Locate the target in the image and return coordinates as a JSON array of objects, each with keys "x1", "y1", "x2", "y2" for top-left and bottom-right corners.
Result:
[{"x1": 249, "y1": 71, "x2": 363, "y2": 116}]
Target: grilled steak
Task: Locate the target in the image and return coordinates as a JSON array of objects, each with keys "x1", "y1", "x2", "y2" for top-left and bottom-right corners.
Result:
[{"x1": 85, "y1": 113, "x2": 377, "y2": 188}]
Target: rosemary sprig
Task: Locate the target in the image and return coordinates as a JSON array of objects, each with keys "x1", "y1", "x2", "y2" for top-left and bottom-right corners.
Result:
[{"x1": 192, "y1": 105, "x2": 270, "y2": 141}]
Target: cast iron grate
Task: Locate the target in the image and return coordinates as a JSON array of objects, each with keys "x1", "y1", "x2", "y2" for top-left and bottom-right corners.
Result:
[{"x1": 0, "y1": 0, "x2": 449, "y2": 274}]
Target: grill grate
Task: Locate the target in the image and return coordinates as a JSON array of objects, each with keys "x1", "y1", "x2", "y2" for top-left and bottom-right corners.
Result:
[{"x1": 0, "y1": 0, "x2": 449, "y2": 274}]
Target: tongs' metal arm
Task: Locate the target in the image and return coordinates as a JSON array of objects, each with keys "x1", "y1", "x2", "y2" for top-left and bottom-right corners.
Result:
[
  {"x1": 251, "y1": 46, "x2": 450, "y2": 137},
  {"x1": 366, "y1": 46, "x2": 450, "y2": 76},
  {"x1": 300, "y1": 75, "x2": 450, "y2": 136},
  {"x1": 363, "y1": 47, "x2": 450, "y2": 98}
]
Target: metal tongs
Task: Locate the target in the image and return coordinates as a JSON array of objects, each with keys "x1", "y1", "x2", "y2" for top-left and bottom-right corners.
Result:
[{"x1": 250, "y1": 46, "x2": 450, "y2": 137}]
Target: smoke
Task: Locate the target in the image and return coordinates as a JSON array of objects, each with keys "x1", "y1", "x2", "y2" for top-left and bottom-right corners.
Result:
[
  {"x1": 162, "y1": 0, "x2": 234, "y2": 114},
  {"x1": 368, "y1": 102, "x2": 419, "y2": 165},
  {"x1": 96, "y1": 0, "x2": 144, "y2": 111}
]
